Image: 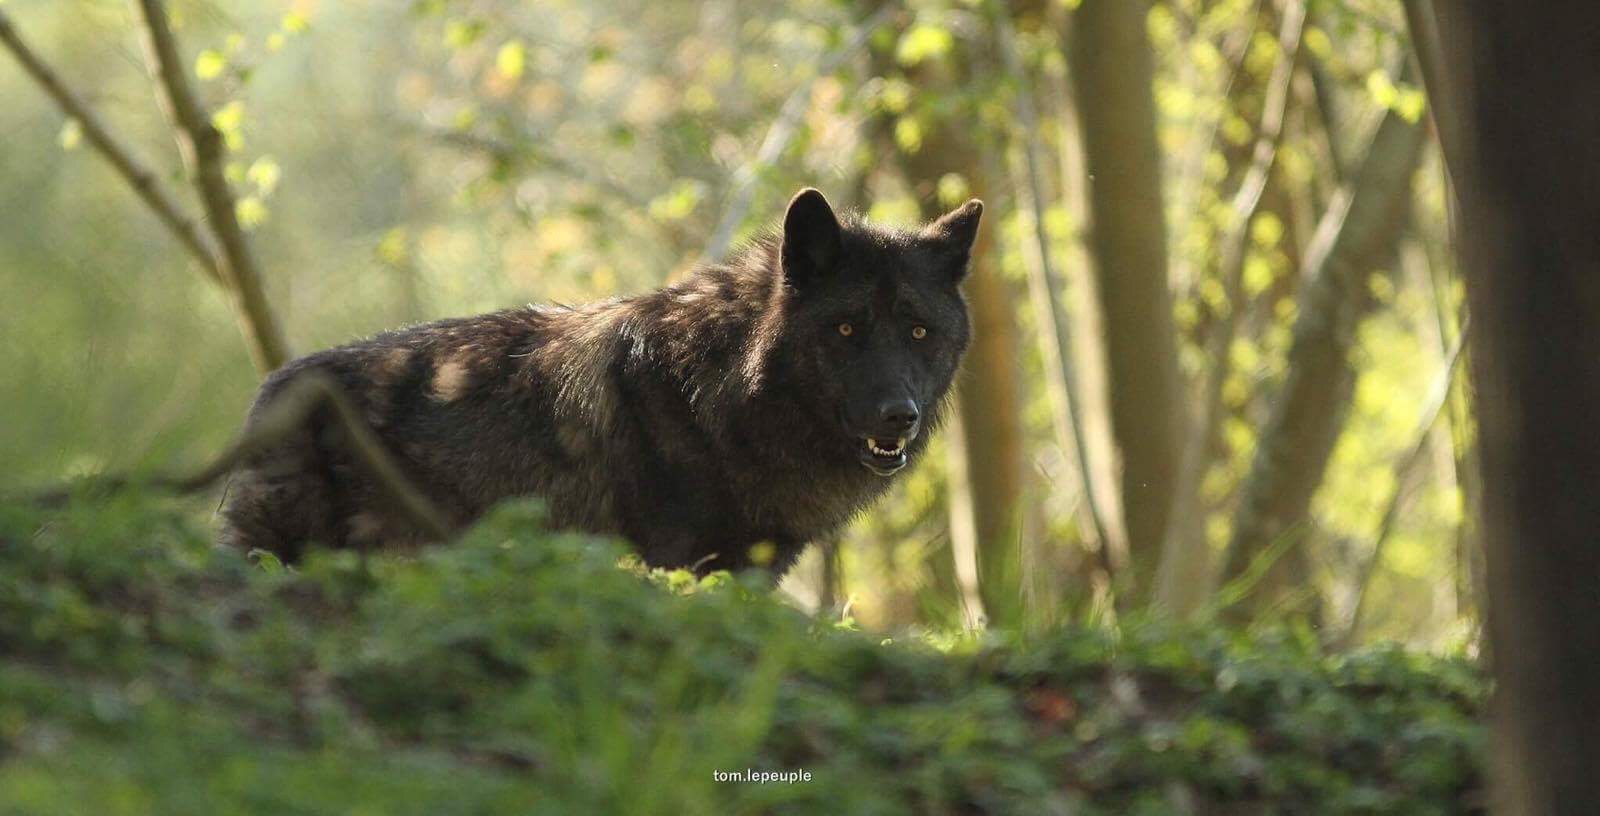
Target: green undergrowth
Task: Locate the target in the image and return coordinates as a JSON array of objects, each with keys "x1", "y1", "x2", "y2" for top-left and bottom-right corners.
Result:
[{"x1": 0, "y1": 493, "x2": 1485, "y2": 815}]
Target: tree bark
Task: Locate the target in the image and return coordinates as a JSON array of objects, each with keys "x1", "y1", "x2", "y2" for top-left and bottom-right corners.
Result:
[
  {"x1": 883, "y1": 14, "x2": 1028, "y2": 629},
  {"x1": 1442, "y1": 4, "x2": 1600, "y2": 811},
  {"x1": 1068, "y1": 0, "x2": 1184, "y2": 596},
  {"x1": 1219, "y1": 98, "x2": 1426, "y2": 617},
  {"x1": 994, "y1": 9, "x2": 1120, "y2": 585}
]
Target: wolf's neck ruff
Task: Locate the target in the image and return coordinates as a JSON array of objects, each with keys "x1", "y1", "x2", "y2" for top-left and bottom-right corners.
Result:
[{"x1": 221, "y1": 188, "x2": 982, "y2": 577}]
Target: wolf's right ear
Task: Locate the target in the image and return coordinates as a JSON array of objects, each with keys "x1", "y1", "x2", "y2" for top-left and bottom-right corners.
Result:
[{"x1": 781, "y1": 188, "x2": 842, "y2": 289}]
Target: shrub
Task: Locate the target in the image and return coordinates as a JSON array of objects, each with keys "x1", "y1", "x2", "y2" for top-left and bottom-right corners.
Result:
[{"x1": 0, "y1": 494, "x2": 1485, "y2": 814}]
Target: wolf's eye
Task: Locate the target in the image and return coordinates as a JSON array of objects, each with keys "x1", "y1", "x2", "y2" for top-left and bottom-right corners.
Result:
[
  {"x1": 911, "y1": 325, "x2": 928, "y2": 340},
  {"x1": 838, "y1": 323, "x2": 854, "y2": 337}
]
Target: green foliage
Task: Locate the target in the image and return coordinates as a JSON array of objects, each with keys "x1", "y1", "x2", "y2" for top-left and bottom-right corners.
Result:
[{"x1": 1, "y1": 495, "x2": 1485, "y2": 814}]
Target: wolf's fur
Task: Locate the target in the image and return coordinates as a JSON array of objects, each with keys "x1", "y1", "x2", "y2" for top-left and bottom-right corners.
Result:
[{"x1": 222, "y1": 189, "x2": 982, "y2": 576}]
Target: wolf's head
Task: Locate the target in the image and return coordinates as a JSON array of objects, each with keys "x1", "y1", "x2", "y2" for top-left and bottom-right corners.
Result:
[{"x1": 774, "y1": 188, "x2": 982, "y2": 476}]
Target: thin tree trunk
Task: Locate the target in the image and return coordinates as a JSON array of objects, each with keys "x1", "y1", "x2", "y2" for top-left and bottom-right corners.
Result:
[
  {"x1": 1154, "y1": 0, "x2": 1306, "y2": 616},
  {"x1": 994, "y1": 9, "x2": 1119, "y2": 584},
  {"x1": 943, "y1": 199, "x2": 1027, "y2": 629},
  {"x1": 1068, "y1": 0, "x2": 1184, "y2": 598},
  {"x1": 1442, "y1": 3, "x2": 1600, "y2": 810},
  {"x1": 876, "y1": 9, "x2": 1028, "y2": 629},
  {"x1": 1339, "y1": 322, "x2": 1467, "y2": 647},
  {"x1": 1048, "y1": 4, "x2": 1129, "y2": 591},
  {"x1": 1219, "y1": 96, "x2": 1427, "y2": 617},
  {"x1": 1399, "y1": 0, "x2": 1464, "y2": 186}
]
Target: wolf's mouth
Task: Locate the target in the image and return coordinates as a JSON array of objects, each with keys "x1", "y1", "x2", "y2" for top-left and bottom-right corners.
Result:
[{"x1": 858, "y1": 436, "x2": 908, "y2": 476}]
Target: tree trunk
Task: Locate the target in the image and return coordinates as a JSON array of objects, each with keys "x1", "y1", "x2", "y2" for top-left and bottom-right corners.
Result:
[
  {"x1": 1068, "y1": 0, "x2": 1183, "y2": 597},
  {"x1": 945, "y1": 214, "x2": 1028, "y2": 628},
  {"x1": 1218, "y1": 99, "x2": 1426, "y2": 618},
  {"x1": 1443, "y1": 4, "x2": 1600, "y2": 810},
  {"x1": 879, "y1": 14, "x2": 1029, "y2": 629}
]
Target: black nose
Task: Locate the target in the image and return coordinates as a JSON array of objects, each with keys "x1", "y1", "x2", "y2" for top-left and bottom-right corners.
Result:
[{"x1": 878, "y1": 398, "x2": 920, "y2": 432}]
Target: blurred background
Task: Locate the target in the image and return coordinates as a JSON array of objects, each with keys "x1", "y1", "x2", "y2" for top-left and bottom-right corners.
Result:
[{"x1": 0, "y1": 0, "x2": 1466, "y2": 646}]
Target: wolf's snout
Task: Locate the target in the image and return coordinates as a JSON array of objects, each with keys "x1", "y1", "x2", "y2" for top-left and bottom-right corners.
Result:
[{"x1": 877, "y1": 398, "x2": 920, "y2": 434}]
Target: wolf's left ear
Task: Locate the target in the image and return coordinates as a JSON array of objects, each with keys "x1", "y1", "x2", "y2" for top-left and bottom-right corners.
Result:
[
  {"x1": 781, "y1": 188, "x2": 842, "y2": 290},
  {"x1": 922, "y1": 199, "x2": 984, "y2": 278}
]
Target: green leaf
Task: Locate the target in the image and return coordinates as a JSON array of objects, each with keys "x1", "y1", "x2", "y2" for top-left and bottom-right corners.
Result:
[
  {"x1": 895, "y1": 23, "x2": 953, "y2": 67},
  {"x1": 894, "y1": 117, "x2": 923, "y2": 153},
  {"x1": 247, "y1": 548, "x2": 284, "y2": 574},
  {"x1": 195, "y1": 50, "x2": 226, "y2": 80},
  {"x1": 246, "y1": 157, "x2": 281, "y2": 196},
  {"x1": 936, "y1": 173, "x2": 969, "y2": 208},
  {"x1": 236, "y1": 196, "x2": 268, "y2": 229},
  {"x1": 496, "y1": 40, "x2": 526, "y2": 80},
  {"x1": 211, "y1": 101, "x2": 246, "y2": 151}
]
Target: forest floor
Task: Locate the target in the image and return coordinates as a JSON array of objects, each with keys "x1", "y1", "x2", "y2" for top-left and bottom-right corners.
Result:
[{"x1": 0, "y1": 492, "x2": 1484, "y2": 814}]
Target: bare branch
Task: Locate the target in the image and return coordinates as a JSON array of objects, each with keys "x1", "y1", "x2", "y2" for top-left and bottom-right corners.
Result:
[
  {"x1": 0, "y1": 9, "x2": 223, "y2": 285},
  {"x1": 1154, "y1": 0, "x2": 1306, "y2": 617},
  {"x1": 1219, "y1": 77, "x2": 1429, "y2": 615},
  {"x1": 131, "y1": 0, "x2": 290, "y2": 374},
  {"x1": 701, "y1": 6, "x2": 894, "y2": 263},
  {"x1": 405, "y1": 120, "x2": 700, "y2": 248},
  {"x1": 24, "y1": 372, "x2": 454, "y2": 543},
  {"x1": 1338, "y1": 319, "x2": 1469, "y2": 648}
]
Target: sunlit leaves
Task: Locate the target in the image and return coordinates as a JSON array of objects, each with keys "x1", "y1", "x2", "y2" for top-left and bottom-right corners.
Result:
[
  {"x1": 195, "y1": 49, "x2": 226, "y2": 80},
  {"x1": 646, "y1": 179, "x2": 705, "y2": 221},
  {"x1": 936, "y1": 173, "x2": 969, "y2": 208},
  {"x1": 496, "y1": 40, "x2": 526, "y2": 80},
  {"x1": 1365, "y1": 70, "x2": 1426, "y2": 123},
  {"x1": 1242, "y1": 257, "x2": 1274, "y2": 298},
  {"x1": 444, "y1": 18, "x2": 486, "y2": 49},
  {"x1": 235, "y1": 196, "x2": 268, "y2": 230},
  {"x1": 1250, "y1": 212, "x2": 1284, "y2": 248},
  {"x1": 1304, "y1": 26, "x2": 1334, "y2": 61},
  {"x1": 876, "y1": 77, "x2": 913, "y2": 114},
  {"x1": 893, "y1": 117, "x2": 922, "y2": 153},
  {"x1": 376, "y1": 227, "x2": 409, "y2": 266},
  {"x1": 246, "y1": 157, "x2": 281, "y2": 196},
  {"x1": 210, "y1": 101, "x2": 246, "y2": 151},
  {"x1": 895, "y1": 23, "x2": 953, "y2": 67}
]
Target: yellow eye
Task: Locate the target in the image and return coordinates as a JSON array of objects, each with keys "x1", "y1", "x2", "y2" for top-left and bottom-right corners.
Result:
[
  {"x1": 838, "y1": 323, "x2": 853, "y2": 337},
  {"x1": 911, "y1": 325, "x2": 927, "y2": 340}
]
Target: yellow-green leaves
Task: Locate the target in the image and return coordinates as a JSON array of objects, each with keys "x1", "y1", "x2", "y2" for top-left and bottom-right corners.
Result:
[
  {"x1": 195, "y1": 49, "x2": 226, "y2": 80},
  {"x1": 211, "y1": 101, "x2": 246, "y2": 151},
  {"x1": 235, "y1": 197, "x2": 267, "y2": 230},
  {"x1": 647, "y1": 179, "x2": 705, "y2": 221},
  {"x1": 496, "y1": 40, "x2": 526, "y2": 80},
  {"x1": 896, "y1": 23, "x2": 953, "y2": 67},
  {"x1": 1366, "y1": 70, "x2": 1426, "y2": 123},
  {"x1": 936, "y1": 173, "x2": 970, "y2": 208},
  {"x1": 246, "y1": 157, "x2": 281, "y2": 197},
  {"x1": 894, "y1": 117, "x2": 922, "y2": 153},
  {"x1": 232, "y1": 156, "x2": 281, "y2": 231}
]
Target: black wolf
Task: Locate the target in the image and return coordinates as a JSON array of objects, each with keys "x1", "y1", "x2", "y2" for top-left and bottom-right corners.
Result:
[{"x1": 221, "y1": 188, "x2": 982, "y2": 576}]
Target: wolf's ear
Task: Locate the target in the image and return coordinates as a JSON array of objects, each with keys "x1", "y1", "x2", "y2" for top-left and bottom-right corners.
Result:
[
  {"x1": 781, "y1": 188, "x2": 842, "y2": 289},
  {"x1": 922, "y1": 199, "x2": 984, "y2": 279}
]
